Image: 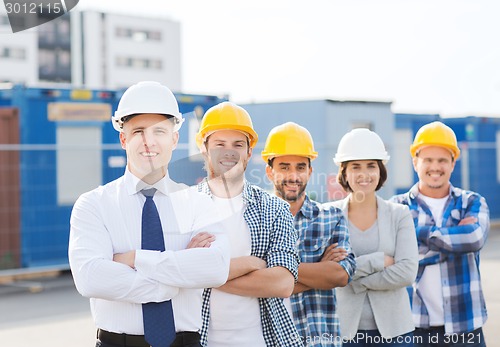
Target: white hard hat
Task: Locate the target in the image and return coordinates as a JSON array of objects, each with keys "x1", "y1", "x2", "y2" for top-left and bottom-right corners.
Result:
[
  {"x1": 112, "y1": 81, "x2": 184, "y2": 132},
  {"x1": 333, "y1": 128, "x2": 390, "y2": 165}
]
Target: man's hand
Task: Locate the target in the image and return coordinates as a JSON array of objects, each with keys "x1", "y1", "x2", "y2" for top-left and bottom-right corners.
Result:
[
  {"x1": 113, "y1": 251, "x2": 136, "y2": 269},
  {"x1": 226, "y1": 256, "x2": 267, "y2": 281},
  {"x1": 187, "y1": 232, "x2": 216, "y2": 249},
  {"x1": 293, "y1": 282, "x2": 312, "y2": 294},
  {"x1": 458, "y1": 216, "x2": 478, "y2": 226},
  {"x1": 384, "y1": 255, "x2": 395, "y2": 267},
  {"x1": 320, "y1": 243, "x2": 348, "y2": 262}
]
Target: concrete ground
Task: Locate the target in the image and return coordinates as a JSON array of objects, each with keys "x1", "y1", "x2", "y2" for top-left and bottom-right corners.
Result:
[
  {"x1": 480, "y1": 226, "x2": 500, "y2": 346},
  {"x1": 0, "y1": 230, "x2": 499, "y2": 347}
]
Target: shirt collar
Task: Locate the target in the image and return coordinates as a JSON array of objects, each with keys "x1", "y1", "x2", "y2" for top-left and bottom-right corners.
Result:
[
  {"x1": 242, "y1": 180, "x2": 256, "y2": 205},
  {"x1": 297, "y1": 195, "x2": 316, "y2": 220},
  {"x1": 198, "y1": 178, "x2": 256, "y2": 205},
  {"x1": 124, "y1": 168, "x2": 178, "y2": 196},
  {"x1": 409, "y1": 182, "x2": 456, "y2": 200}
]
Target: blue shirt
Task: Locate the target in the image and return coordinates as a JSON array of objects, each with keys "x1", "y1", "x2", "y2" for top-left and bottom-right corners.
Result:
[
  {"x1": 198, "y1": 180, "x2": 302, "y2": 347},
  {"x1": 290, "y1": 195, "x2": 356, "y2": 347},
  {"x1": 391, "y1": 183, "x2": 489, "y2": 334}
]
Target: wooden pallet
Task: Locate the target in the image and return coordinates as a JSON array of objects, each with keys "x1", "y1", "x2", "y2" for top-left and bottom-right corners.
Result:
[{"x1": 0, "y1": 266, "x2": 68, "y2": 292}]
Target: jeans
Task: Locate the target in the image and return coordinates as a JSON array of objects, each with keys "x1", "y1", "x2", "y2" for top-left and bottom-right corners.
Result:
[
  {"x1": 96, "y1": 342, "x2": 202, "y2": 347},
  {"x1": 343, "y1": 330, "x2": 414, "y2": 347},
  {"x1": 413, "y1": 327, "x2": 485, "y2": 347}
]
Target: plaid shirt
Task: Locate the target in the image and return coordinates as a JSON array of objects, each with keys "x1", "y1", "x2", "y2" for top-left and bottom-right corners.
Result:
[
  {"x1": 198, "y1": 180, "x2": 302, "y2": 347},
  {"x1": 391, "y1": 183, "x2": 489, "y2": 334},
  {"x1": 290, "y1": 196, "x2": 356, "y2": 347}
]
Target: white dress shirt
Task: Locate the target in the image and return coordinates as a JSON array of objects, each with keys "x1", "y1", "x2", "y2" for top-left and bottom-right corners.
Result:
[{"x1": 69, "y1": 169, "x2": 230, "y2": 335}]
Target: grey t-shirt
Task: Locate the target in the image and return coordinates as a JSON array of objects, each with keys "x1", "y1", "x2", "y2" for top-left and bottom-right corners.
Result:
[{"x1": 349, "y1": 221, "x2": 379, "y2": 330}]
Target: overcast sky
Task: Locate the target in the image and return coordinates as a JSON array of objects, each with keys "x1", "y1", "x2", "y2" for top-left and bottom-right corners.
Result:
[{"x1": 34, "y1": 0, "x2": 500, "y2": 116}]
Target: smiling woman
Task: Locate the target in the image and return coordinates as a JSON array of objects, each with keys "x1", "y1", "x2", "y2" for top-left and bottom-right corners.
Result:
[{"x1": 328, "y1": 128, "x2": 418, "y2": 346}]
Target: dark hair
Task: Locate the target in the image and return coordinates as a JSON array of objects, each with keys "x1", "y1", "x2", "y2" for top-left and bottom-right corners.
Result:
[
  {"x1": 267, "y1": 157, "x2": 311, "y2": 168},
  {"x1": 337, "y1": 160, "x2": 387, "y2": 192}
]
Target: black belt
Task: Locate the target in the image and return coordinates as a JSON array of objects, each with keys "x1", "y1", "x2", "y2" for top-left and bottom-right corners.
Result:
[{"x1": 97, "y1": 329, "x2": 200, "y2": 347}]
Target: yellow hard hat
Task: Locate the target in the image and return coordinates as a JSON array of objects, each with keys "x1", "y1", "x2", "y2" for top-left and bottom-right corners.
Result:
[
  {"x1": 261, "y1": 122, "x2": 318, "y2": 163},
  {"x1": 195, "y1": 102, "x2": 258, "y2": 148},
  {"x1": 410, "y1": 121, "x2": 460, "y2": 159}
]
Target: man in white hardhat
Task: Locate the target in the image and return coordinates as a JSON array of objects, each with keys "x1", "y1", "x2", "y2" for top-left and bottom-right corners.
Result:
[
  {"x1": 262, "y1": 122, "x2": 356, "y2": 347},
  {"x1": 69, "y1": 81, "x2": 230, "y2": 347}
]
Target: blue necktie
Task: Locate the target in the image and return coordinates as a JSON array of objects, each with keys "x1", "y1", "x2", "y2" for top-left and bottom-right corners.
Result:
[{"x1": 141, "y1": 188, "x2": 176, "y2": 347}]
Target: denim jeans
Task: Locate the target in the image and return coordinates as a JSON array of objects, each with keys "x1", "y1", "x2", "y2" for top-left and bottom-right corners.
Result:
[{"x1": 96, "y1": 341, "x2": 202, "y2": 347}]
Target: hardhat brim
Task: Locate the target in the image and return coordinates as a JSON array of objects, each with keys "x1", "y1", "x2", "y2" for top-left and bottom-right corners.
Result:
[
  {"x1": 262, "y1": 152, "x2": 318, "y2": 163},
  {"x1": 196, "y1": 124, "x2": 258, "y2": 148},
  {"x1": 112, "y1": 112, "x2": 184, "y2": 132},
  {"x1": 333, "y1": 155, "x2": 390, "y2": 166},
  {"x1": 410, "y1": 143, "x2": 460, "y2": 159}
]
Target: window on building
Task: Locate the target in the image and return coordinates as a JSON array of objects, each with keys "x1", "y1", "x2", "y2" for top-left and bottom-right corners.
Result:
[
  {"x1": 39, "y1": 49, "x2": 57, "y2": 75},
  {"x1": 0, "y1": 15, "x2": 9, "y2": 26},
  {"x1": 56, "y1": 18, "x2": 71, "y2": 45},
  {"x1": 132, "y1": 58, "x2": 146, "y2": 68},
  {"x1": 115, "y1": 56, "x2": 163, "y2": 70},
  {"x1": 115, "y1": 56, "x2": 127, "y2": 66},
  {"x1": 38, "y1": 20, "x2": 56, "y2": 45},
  {"x1": 148, "y1": 31, "x2": 162, "y2": 40},
  {"x1": 38, "y1": 48, "x2": 71, "y2": 82},
  {"x1": 0, "y1": 47, "x2": 26, "y2": 60},
  {"x1": 132, "y1": 31, "x2": 147, "y2": 42},
  {"x1": 351, "y1": 122, "x2": 373, "y2": 130},
  {"x1": 10, "y1": 47, "x2": 26, "y2": 59},
  {"x1": 115, "y1": 27, "x2": 162, "y2": 41},
  {"x1": 57, "y1": 18, "x2": 70, "y2": 35},
  {"x1": 37, "y1": 14, "x2": 71, "y2": 83},
  {"x1": 58, "y1": 50, "x2": 71, "y2": 69},
  {"x1": 150, "y1": 59, "x2": 162, "y2": 69}
]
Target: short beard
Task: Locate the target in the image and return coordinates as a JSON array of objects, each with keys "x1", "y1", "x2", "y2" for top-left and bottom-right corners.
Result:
[{"x1": 276, "y1": 181, "x2": 307, "y2": 202}]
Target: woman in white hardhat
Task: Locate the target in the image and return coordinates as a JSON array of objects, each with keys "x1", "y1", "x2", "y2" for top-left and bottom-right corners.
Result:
[{"x1": 328, "y1": 128, "x2": 418, "y2": 346}]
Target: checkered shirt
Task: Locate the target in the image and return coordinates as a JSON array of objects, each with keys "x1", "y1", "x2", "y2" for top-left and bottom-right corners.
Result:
[
  {"x1": 290, "y1": 195, "x2": 356, "y2": 347},
  {"x1": 198, "y1": 179, "x2": 302, "y2": 347},
  {"x1": 391, "y1": 183, "x2": 489, "y2": 334}
]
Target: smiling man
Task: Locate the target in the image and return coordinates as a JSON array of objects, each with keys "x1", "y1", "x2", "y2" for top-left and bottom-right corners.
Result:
[
  {"x1": 69, "y1": 81, "x2": 230, "y2": 347},
  {"x1": 195, "y1": 102, "x2": 302, "y2": 347},
  {"x1": 262, "y1": 122, "x2": 356, "y2": 347},
  {"x1": 391, "y1": 121, "x2": 489, "y2": 347}
]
